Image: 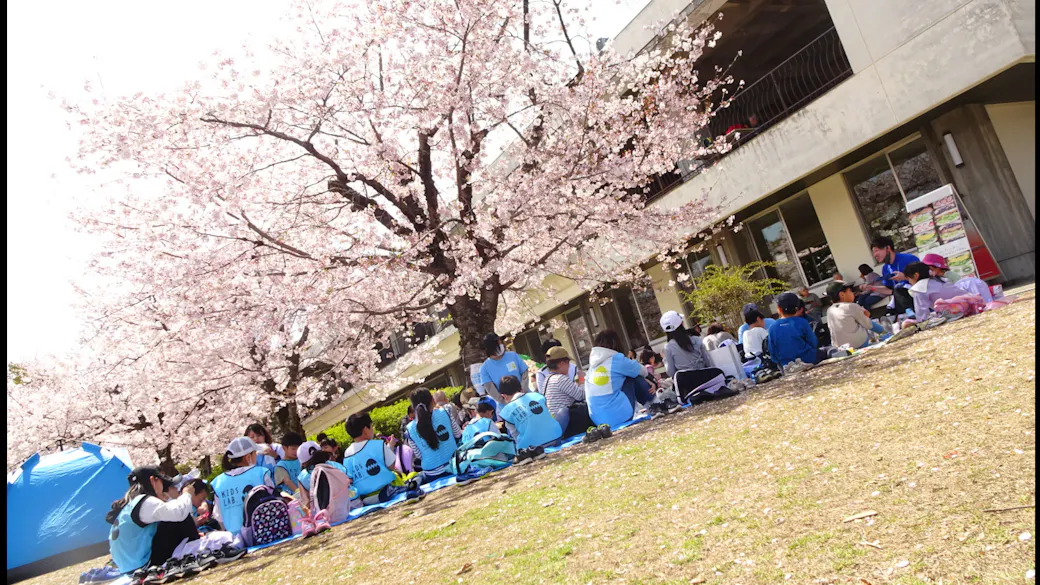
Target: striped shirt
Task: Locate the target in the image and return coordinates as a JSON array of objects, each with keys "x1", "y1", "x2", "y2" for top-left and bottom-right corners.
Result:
[{"x1": 543, "y1": 373, "x2": 586, "y2": 418}]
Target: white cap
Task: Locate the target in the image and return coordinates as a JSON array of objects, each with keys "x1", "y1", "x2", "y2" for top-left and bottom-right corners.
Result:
[
  {"x1": 297, "y1": 441, "x2": 321, "y2": 466},
  {"x1": 659, "y1": 310, "x2": 684, "y2": 333},
  {"x1": 225, "y1": 436, "x2": 261, "y2": 459}
]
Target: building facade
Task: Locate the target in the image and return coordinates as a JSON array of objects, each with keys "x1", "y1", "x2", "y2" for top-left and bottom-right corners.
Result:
[{"x1": 305, "y1": 0, "x2": 1035, "y2": 434}]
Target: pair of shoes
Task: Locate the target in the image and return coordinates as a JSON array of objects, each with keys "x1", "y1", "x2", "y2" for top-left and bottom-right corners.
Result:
[
  {"x1": 142, "y1": 566, "x2": 166, "y2": 585},
  {"x1": 647, "y1": 402, "x2": 669, "y2": 419},
  {"x1": 129, "y1": 568, "x2": 152, "y2": 585},
  {"x1": 784, "y1": 359, "x2": 813, "y2": 374},
  {"x1": 582, "y1": 423, "x2": 613, "y2": 443},
  {"x1": 455, "y1": 469, "x2": 484, "y2": 486},
  {"x1": 210, "y1": 543, "x2": 247, "y2": 564},
  {"x1": 887, "y1": 323, "x2": 918, "y2": 342},
  {"x1": 404, "y1": 488, "x2": 425, "y2": 502},
  {"x1": 514, "y1": 446, "x2": 547, "y2": 465},
  {"x1": 154, "y1": 559, "x2": 182, "y2": 584},
  {"x1": 194, "y1": 550, "x2": 217, "y2": 571},
  {"x1": 300, "y1": 514, "x2": 316, "y2": 538},
  {"x1": 313, "y1": 510, "x2": 332, "y2": 534},
  {"x1": 917, "y1": 315, "x2": 947, "y2": 330}
]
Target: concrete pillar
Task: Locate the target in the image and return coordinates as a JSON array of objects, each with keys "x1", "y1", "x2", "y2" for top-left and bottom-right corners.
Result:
[
  {"x1": 985, "y1": 101, "x2": 1036, "y2": 219},
  {"x1": 807, "y1": 174, "x2": 873, "y2": 282}
]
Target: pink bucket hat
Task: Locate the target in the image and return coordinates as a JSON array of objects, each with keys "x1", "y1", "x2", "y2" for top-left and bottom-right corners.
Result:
[{"x1": 921, "y1": 253, "x2": 950, "y2": 271}]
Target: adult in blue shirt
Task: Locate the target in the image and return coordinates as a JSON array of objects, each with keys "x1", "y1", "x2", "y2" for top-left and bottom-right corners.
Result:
[
  {"x1": 767, "y1": 293, "x2": 827, "y2": 367},
  {"x1": 479, "y1": 332, "x2": 530, "y2": 403},
  {"x1": 871, "y1": 236, "x2": 918, "y2": 316}
]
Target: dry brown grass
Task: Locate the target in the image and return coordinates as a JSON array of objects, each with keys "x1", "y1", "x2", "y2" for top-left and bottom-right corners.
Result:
[{"x1": 27, "y1": 295, "x2": 1036, "y2": 585}]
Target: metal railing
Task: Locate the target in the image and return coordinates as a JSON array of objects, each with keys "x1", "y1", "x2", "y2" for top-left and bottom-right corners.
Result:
[{"x1": 649, "y1": 26, "x2": 853, "y2": 201}]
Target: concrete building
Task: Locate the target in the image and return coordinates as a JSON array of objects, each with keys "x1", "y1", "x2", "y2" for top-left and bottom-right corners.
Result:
[{"x1": 304, "y1": 0, "x2": 1035, "y2": 435}]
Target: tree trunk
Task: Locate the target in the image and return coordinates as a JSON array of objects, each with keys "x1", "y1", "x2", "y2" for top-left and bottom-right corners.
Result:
[
  {"x1": 448, "y1": 288, "x2": 500, "y2": 388},
  {"x1": 270, "y1": 399, "x2": 305, "y2": 439},
  {"x1": 198, "y1": 455, "x2": 212, "y2": 479},
  {"x1": 156, "y1": 444, "x2": 178, "y2": 477}
]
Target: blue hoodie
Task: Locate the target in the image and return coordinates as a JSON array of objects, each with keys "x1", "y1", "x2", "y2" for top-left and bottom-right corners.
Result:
[{"x1": 584, "y1": 347, "x2": 645, "y2": 427}]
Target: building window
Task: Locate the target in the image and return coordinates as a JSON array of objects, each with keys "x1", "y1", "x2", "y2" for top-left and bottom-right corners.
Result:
[
  {"x1": 845, "y1": 137, "x2": 943, "y2": 253},
  {"x1": 564, "y1": 308, "x2": 594, "y2": 370},
  {"x1": 748, "y1": 193, "x2": 836, "y2": 288},
  {"x1": 610, "y1": 287, "x2": 666, "y2": 353},
  {"x1": 685, "y1": 248, "x2": 715, "y2": 281},
  {"x1": 513, "y1": 329, "x2": 547, "y2": 362},
  {"x1": 778, "y1": 193, "x2": 837, "y2": 285}
]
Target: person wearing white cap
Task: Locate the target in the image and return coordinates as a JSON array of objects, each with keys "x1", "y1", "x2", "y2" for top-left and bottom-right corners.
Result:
[
  {"x1": 209, "y1": 437, "x2": 274, "y2": 538},
  {"x1": 658, "y1": 311, "x2": 731, "y2": 404}
]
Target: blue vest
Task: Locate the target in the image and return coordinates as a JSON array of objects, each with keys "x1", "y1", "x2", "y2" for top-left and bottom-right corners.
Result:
[
  {"x1": 500, "y1": 392, "x2": 563, "y2": 450},
  {"x1": 274, "y1": 459, "x2": 302, "y2": 488},
  {"x1": 343, "y1": 440, "x2": 397, "y2": 496},
  {"x1": 406, "y1": 409, "x2": 458, "y2": 471},
  {"x1": 210, "y1": 465, "x2": 270, "y2": 536},
  {"x1": 462, "y1": 417, "x2": 496, "y2": 444},
  {"x1": 109, "y1": 495, "x2": 158, "y2": 574}
]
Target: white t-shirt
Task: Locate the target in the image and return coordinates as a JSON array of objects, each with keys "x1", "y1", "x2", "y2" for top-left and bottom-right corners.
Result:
[{"x1": 741, "y1": 327, "x2": 769, "y2": 360}]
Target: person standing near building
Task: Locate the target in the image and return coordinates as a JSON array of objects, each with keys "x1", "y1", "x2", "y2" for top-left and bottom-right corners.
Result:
[{"x1": 478, "y1": 333, "x2": 530, "y2": 402}]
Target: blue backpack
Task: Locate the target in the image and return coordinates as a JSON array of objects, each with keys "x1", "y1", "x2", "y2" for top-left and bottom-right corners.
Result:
[{"x1": 449, "y1": 432, "x2": 517, "y2": 475}]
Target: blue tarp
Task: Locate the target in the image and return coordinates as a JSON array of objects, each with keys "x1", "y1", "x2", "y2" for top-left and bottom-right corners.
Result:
[{"x1": 7, "y1": 442, "x2": 133, "y2": 570}]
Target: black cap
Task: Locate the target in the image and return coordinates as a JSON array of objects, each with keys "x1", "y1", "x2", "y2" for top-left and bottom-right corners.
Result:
[
  {"x1": 826, "y1": 281, "x2": 855, "y2": 302},
  {"x1": 128, "y1": 466, "x2": 179, "y2": 490},
  {"x1": 775, "y1": 292, "x2": 802, "y2": 314}
]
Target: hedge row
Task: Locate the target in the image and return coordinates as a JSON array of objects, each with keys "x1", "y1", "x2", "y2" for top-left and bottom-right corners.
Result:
[{"x1": 315, "y1": 385, "x2": 464, "y2": 442}]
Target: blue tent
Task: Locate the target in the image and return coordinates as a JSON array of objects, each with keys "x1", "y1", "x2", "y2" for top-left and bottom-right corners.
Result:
[{"x1": 7, "y1": 442, "x2": 133, "y2": 582}]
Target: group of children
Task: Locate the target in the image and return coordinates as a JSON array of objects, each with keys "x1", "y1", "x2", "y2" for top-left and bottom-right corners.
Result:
[{"x1": 106, "y1": 246, "x2": 1010, "y2": 583}]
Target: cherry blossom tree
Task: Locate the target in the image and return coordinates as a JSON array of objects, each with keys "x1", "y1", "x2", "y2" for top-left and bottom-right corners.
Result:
[{"x1": 45, "y1": 0, "x2": 742, "y2": 459}]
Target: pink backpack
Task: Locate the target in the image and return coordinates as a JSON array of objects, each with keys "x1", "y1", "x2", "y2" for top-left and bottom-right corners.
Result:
[{"x1": 309, "y1": 464, "x2": 356, "y2": 525}]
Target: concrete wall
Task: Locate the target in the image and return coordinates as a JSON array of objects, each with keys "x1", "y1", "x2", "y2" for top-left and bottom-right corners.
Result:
[
  {"x1": 656, "y1": 0, "x2": 1033, "y2": 221},
  {"x1": 986, "y1": 101, "x2": 1036, "y2": 218},
  {"x1": 806, "y1": 174, "x2": 873, "y2": 283},
  {"x1": 612, "y1": 0, "x2": 724, "y2": 57}
]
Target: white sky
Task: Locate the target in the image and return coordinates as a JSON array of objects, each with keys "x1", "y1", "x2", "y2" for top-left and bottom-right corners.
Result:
[{"x1": 5, "y1": 0, "x2": 651, "y2": 363}]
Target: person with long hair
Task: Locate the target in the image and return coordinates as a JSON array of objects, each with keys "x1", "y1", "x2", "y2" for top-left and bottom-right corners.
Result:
[
  {"x1": 904, "y1": 261, "x2": 983, "y2": 321},
  {"x1": 209, "y1": 437, "x2": 274, "y2": 538},
  {"x1": 107, "y1": 467, "x2": 242, "y2": 577},
  {"x1": 244, "y1": 423, "x2": 283, "y2": 471},
  {"x1": 403, "y1": 388, "x2": 482, "y2": 485},
  {"x1": 659, "y1": 311, "x2": 732, "y2": 404}
]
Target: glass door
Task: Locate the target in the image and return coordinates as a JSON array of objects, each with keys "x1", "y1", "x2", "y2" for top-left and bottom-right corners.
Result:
[
  {"x1": 565, "y1": 308, "x2": 594, "y2": 370},
  {"x1": 748, "y1": 210, "x2": 805, "y2": 288}
]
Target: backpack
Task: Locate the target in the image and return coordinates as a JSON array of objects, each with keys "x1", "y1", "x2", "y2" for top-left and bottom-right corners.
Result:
[
  {"x1": 449, "y1": 431, "x2": 517, "y2": 476},
  {"x1": 240, "y1": 485, "x2": 293, "y2": 546},
  {"x1": 309, "y1": 463, "x2": 357, "y2": 525}
]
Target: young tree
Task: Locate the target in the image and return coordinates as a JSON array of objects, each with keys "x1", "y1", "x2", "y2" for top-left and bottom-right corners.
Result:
[{"x1": 60, "y1": 0, "x2": 739, "y2": 446}]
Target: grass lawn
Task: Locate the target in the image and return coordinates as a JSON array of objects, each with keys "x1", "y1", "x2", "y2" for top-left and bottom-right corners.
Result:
[{"x1": 26, "y1": 294, "x2": 1035, "y2": 585}]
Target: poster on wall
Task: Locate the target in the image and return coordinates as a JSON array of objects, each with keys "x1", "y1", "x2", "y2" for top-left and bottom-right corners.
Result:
[{"x1": 905, "y1": 184, "x2": 980, "y2": 280}]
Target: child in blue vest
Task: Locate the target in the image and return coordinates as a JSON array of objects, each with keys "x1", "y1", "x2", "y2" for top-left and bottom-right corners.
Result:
[
  {"x1": 343, "y1": 412, "x2": 421, "y2": 504},
  {"x1": 210, "y1": 437, "x2": 275, "y2": 540},
  {"x1": 497, "y1": 375, "x2": 562, "y2": 463},
  {"x1": 107, "y1": 467, "x2": 242, "y2": 577},
  {"x1": 405, "y1": 388, "x2": 483, "y2": 486},
  {"x1": 273, "y1": 432, "x2": 303, "y2": 495},
  {"x1": 461, "y1": 401, "x2": 498, "y2": 444}
]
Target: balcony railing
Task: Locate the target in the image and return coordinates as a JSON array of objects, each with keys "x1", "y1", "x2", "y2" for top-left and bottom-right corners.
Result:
[{"x1": 648, "y1": 26, "x2": 852, "y2": 201}]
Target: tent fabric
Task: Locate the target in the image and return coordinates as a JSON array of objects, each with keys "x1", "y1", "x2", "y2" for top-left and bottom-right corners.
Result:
[{"x1": 7, "y1": 442, "x2": 133, "y2": 572}]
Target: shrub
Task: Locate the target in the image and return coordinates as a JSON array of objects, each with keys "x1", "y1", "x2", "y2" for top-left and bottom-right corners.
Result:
[
  {"x1": 681, "y1": 262, "x2": 788, "y2": 328},
  {"x1": 307, "y1": 420, "x2": 353, "y2": 447},
  {"x1": 319, "y1": 385, "x2": 464, "y2": 440}
]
